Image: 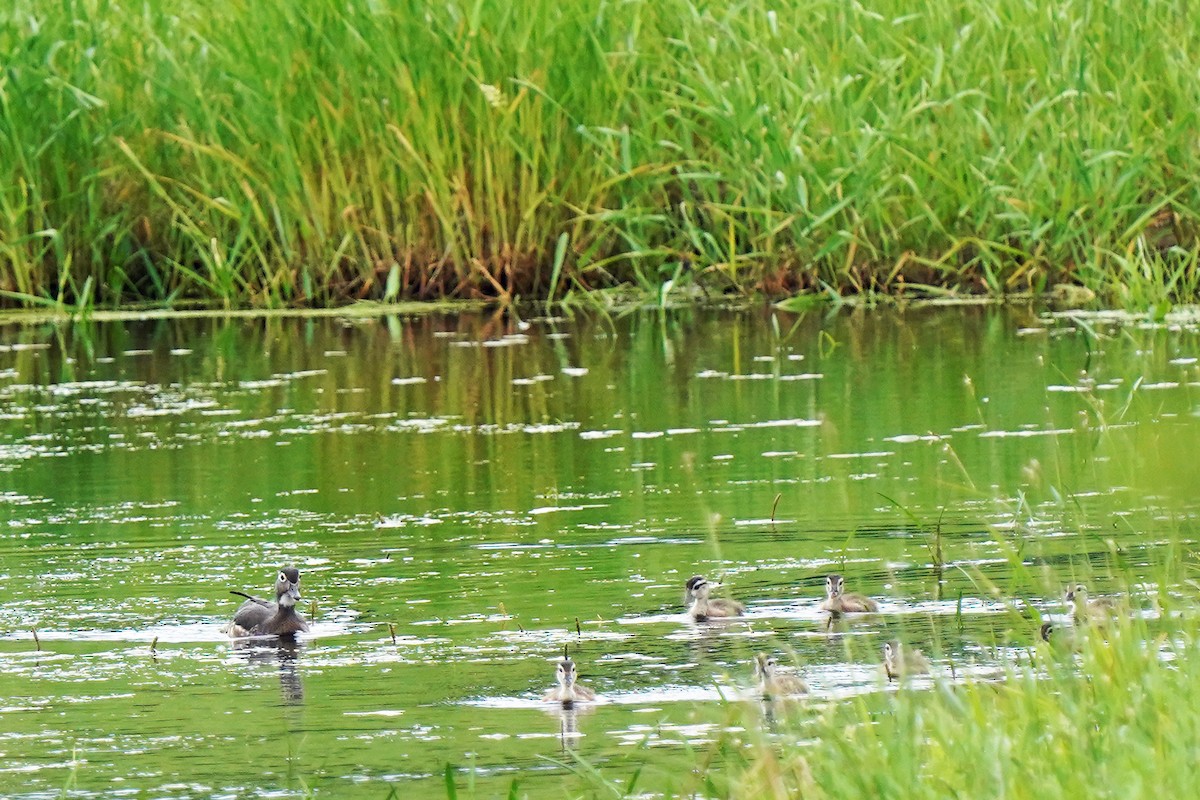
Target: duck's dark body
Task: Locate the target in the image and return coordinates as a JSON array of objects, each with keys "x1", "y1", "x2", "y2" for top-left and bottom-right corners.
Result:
[
  {"x1": 229, "y1": 595, "x2": 309, "y2": 637},
  {"x1": 226, "y1": 567, "x2": 310, "y2": 638}
]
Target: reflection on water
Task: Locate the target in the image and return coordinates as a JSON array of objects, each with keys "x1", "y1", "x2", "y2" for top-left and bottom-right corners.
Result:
[
  {"x1": 546, "y1": 703, "x2": 592, "y2": 752},
  {"x1": 0, "y1": 306, "x2": 1197, "y2": 796},
  {"x1": 231, "y1": 638, "x2": 305, "y2": 705}
]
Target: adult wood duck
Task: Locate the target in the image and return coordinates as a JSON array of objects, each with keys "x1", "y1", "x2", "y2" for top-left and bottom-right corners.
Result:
[{"x1": 226, "y1": 567, "x2": 310, "y2": 638}]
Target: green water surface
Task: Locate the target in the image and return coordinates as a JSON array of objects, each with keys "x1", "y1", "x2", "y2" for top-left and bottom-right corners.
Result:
[{"x1": 0, "y1": 306, "x2": 1197, "y2": 798}]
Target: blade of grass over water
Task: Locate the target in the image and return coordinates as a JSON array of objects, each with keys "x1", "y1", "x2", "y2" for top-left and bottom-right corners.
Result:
[{"x1": 3, "y1": 0, "x2": 1200, "y2": 308}]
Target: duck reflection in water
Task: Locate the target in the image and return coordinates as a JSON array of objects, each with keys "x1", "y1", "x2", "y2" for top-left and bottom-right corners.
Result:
[
  {"x1": 231, "y1": 636, "x2": 305, "y2": 705},
  {"x1": 544, "y1": 701, "x2": 593, "y2": 752}
]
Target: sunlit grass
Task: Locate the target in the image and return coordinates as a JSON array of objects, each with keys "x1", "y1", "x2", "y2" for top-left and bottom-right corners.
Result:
[{"x1": 3, "y1": 0, "x2": 1200, "y2": 308}]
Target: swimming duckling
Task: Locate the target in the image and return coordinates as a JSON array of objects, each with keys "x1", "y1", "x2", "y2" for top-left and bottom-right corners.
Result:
[
  {"x1": 226, "y1": 567, "x2": 310, "y2": 638},
  {"x1": 1065, "y1": 584, "x2": 1117, "y2": 624},
  {"x1": 687, "y1": 577, "x2": 746, "y2": 621},
  {"x1": 820, "y1": 574, "x2": 879, "y2": 614},
  {"x1": 543, "y1": 656, "x2": 596, "y2": 707},
  {"x1": 1039, "y1": 621, "x2": 1081, "y2": 654},
  {"x1": 883, "y1": 640, "x2": 930, "y2": 681},
  {"x1": 753, "y1": 653, "x2": 808, "y2": 698}
]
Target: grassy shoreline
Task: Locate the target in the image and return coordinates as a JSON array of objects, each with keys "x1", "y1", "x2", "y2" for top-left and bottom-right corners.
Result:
[{"x1": 4, "y1": 0, "x2": 1200, "y2": 309}]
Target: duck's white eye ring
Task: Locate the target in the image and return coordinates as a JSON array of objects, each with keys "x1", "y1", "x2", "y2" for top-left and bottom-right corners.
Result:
[{"x1": 279, "y1": 572, "x2": 287, "y2": 582}]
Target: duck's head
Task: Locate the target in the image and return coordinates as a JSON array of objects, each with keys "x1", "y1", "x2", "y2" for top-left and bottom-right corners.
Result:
[
  {"x1": 1065, "y1": 584, "x2": 1088, "y2": 604},
  {"x1": 753, "y1": 653, "x2": 778, "y2": 679},
  {"x1": 555, "y1": 657, "x2": 579, "y2": 687},
  {"x1": 825, "y1": 574, "x2": 845, "y2": 599},
  {"x1": 689, "y1": 577, "x2": 716, "y2": 600},
  {"x1": 274, "y1": 568, "x2": 302, "y2": 607},
  {"x1": 683, "y1": 575, "x2": 706, "y2": 603}
]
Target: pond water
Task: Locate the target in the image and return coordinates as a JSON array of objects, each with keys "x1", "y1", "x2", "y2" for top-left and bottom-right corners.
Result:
[{"x1": 0, "y1": 305, "x2": 1198, "y2": 798}]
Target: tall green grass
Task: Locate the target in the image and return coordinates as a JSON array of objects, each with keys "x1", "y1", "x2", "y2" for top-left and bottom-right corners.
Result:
[{"x1": 4, "y1": 0, "x2": 1200, "y2": 308}]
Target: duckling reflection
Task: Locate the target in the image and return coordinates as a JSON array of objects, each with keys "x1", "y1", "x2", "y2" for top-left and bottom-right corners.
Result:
[
  {"x1": 687, "y1": 577, "x2": 745, "y2": 621},
  {"x1": 681, "y1": 616, "x2": 736, "y2": 667},
  {"x1": 882, "y1": 640, "x2": 930, "y2": 682},
  {"x1": 820, "y1": 574, "x2": 879, "y2": 614},
  {"x1": 544, "y1": 702, "x2": 594, "y2": 752},
  {"x1": 818, "y1": 611, "x2": 856, "y2": 640},
  {"x1": 226, "y1": 567, "x2": 310, "y2": 639},
  {"x1": 231, "y1": 637, "x2": 305, "y2": 704}
]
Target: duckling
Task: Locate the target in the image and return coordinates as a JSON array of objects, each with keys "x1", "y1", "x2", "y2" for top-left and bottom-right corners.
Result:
[
  {"x1": 1065, "y1": 583, "x2": 1117, "y2": 624},
  {"x1": 883, "y1": 640, "x2": 930, "y2": 681},
  {"x1": 820, "y1": 574, "x2": 879, "y2": 614},
  {"x1": 1039, "y1": 621, "x2": 1081, "y2": 654},
  {"x1": 226, "y1": 567, "x2": 310, "y2": 638},
  {"x1": 753, "y1": 653, "x2": 808, "y2": 698},
  {"x1": 687, "y1": 577, "x2": 746, "y2": 621},
  {"x1": 543, "y1": 656, "x2": 596, "y2": 707}
]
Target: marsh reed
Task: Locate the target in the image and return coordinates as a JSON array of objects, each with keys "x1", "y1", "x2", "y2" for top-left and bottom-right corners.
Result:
[{"x1": 4, "y1": 0, "x2": 1200, "y2": 308}]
